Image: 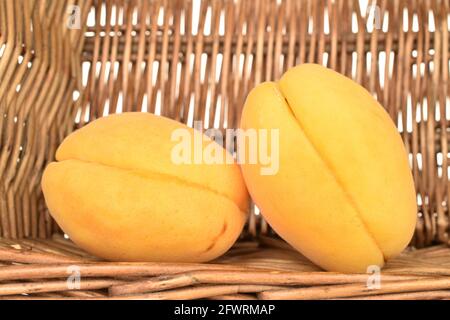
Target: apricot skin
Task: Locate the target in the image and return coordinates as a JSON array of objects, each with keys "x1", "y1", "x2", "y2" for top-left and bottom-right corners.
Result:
[
  {"x1": 240, "y1": 64, "x2": 417, "y2": 273},
  {"x1": 42, "y1": 113, "x2": 249, "y2": 262}
]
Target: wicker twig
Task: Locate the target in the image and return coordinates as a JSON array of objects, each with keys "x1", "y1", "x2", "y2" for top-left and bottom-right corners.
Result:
[
  {"x1": 0, "y1": 0, "x2": 448, "y2": 246},
  {"x1": 0, "y1": 262, "x2": 271, "y2": 282},
  {"x1": 0, "y1": 279, "x2": 123, "y2": 296},
  {"x1": 346, "y1": 290, "x2": 450, "y2": 300},
  {"x1": 0, "y1": 246, "x2": 87, "y2": 264}
]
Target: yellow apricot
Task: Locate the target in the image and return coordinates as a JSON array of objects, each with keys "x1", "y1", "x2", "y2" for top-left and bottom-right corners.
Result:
[
  {"x1": 42, "y1": 112, "x2": 249, "y2": 262},
  {"x1": 240, "y1": 64, "x2": 417, "y2": 273}
]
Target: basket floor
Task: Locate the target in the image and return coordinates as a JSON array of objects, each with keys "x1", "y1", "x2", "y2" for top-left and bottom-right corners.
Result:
[{"x1": 0, "y1": 236, "x2": 449, "y2": 300}]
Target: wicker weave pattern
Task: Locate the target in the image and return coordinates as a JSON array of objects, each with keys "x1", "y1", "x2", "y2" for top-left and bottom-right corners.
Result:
[
  {"x1": 0, "y1": 0, "x2": 449, "y2": 248},
  {"x1": 0, "y1": 0, "x2": 91, "y2": 239}
]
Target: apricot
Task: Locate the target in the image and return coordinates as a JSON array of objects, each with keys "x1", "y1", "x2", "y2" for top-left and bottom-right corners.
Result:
[
  {"x1": 42, "y1": 113, "x2": 249, "y2": 262},
  {"x1": 240, "y1": 64, "x2": 417, "y2": 273}
]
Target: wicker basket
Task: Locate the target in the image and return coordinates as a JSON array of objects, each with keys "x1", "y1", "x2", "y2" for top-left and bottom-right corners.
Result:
[{"x1": 0, "y1": 0, "x2": 449, "y2": 300}]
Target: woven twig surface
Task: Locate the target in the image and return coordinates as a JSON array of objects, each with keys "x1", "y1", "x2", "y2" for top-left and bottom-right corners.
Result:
[
  {"x1": 0, "y1": 236, "x2": 448, "y2": 300},
  {"x1": 79, "y1": 0, "x2": 450, "y2": 248},
  {"x1": 0, "y1": 0, "x2": 450, "y2": 250}
]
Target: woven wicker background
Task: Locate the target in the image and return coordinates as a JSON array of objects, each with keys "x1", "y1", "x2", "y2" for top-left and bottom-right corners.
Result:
[{"x1": 0, "y1": 0, "x2": 449, "y2": 248}]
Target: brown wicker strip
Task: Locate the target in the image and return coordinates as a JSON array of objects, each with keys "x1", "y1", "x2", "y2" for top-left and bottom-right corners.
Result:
[
  {"x1": 208, "y1": 294, "x2": 258, "y2": 300},
  {"x1": 0, "y1": 0, "x2": 449, "y2": 246},
  {"x1": 128, "y1": 285, "x2": 284, "y2": 300},
  {"x1": 108, "y1": 271, "x2": 420, "y2": 296},
  {"x1": 0, "y1": 246, "x2": 87, "y2": 264},
  {"x1": 0, "y1": 237, "x2": 448, "y2": 299},
  {"x1": 60, "y1": 290, "x2": 107, "y2": 298},
  {"x1": 0, "y1": 262, "x2": 271, "y2": 282}
]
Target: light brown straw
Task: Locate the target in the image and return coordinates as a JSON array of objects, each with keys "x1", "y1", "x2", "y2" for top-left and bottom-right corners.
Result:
[{"x1": 0, "y1": 0, "x2": 449, "y2": 300}]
